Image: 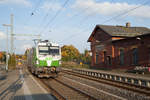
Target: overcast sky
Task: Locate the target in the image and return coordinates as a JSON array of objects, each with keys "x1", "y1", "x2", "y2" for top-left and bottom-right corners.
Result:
[{"x1": 0, "y1": 0, "x2": 150, "y2": 54}]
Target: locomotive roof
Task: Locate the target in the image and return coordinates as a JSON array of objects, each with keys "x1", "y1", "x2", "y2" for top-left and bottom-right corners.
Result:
[{"x1": 37, "y1": 41, "x2": 59, "y2": 46}]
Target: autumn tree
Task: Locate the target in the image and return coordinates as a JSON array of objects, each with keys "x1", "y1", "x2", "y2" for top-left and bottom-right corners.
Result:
[
  {"x1": 61, "y1": 45, "x2": 80, "y2": 61},
  {"x1": 0, "y1": 52, "x2": 3, "y2": 62},
  {"x1": 0, "y1": 52, "x2": 6, "y2": 63}
]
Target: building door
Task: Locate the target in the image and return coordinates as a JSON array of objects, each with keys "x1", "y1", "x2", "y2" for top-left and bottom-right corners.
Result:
[
  {"x1": 107, "y1": 56, "x2": 111, "y2": 66},
  {"x1": 149, "y1": 48, "x2": 150, "y2": 64},
  {"x1": 120, "y1": 49, "x2": 124, "y2": 65},
  {"x1": 104, "y1": 51, "x2": 107, "y2": 64},
  {"x1": 133, "y1": 48, "x2": 138, "y2": 65},
  {"x1": 95, "y1": 52, "x2": 99, "y2": 64}
]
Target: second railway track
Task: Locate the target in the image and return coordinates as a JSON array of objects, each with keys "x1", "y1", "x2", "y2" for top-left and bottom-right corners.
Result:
[
  {"x1": 61, "y1": 69, "x2": 150, "y2": 100},
  {"x1": 31, "y1": 68, "x2": 150, "y2": 100},
  {"x1": 41, "y1": 77, "x2": 98, "y2": 100},
  {"x1": 40, "y1": 75, "x2": 129, "y2": 100}
]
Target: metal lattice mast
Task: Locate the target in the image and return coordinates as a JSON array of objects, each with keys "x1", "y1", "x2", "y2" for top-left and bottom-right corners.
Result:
[
  {"x1": 3, "y1": 24, "x2": 10, "y2": 71},
  {"x1": 10, "y1": 14, "x2": 14, "y2": 54}
]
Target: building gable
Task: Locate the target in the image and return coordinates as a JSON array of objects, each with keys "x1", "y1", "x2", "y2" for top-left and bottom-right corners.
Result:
[
  {"x1": 88, "y1": 23, "x2": 150, "y2": 43},
  {"x1": 88, "y1": 25, "x2": 112, "y2": 42}
]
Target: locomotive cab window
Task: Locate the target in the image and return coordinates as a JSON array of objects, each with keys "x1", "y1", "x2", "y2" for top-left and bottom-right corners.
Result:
[
  {"x1": 49, "y1": 47, "x2": 59, "y2": 55},
  {"x1": 39, "y1": 46, "x2": 49, "y2": 55},
  {"x1": 39, "y1": 46, "x2": 59, "y2": 55}
]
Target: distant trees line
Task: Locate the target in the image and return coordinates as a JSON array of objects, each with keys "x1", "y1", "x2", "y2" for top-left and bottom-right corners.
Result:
[
  {"x1": 61, "y1": 45, "x2": 91, "y2": 65},
  {"x1": 0, "y1": 44, "x2": 92, "y2": 69}
]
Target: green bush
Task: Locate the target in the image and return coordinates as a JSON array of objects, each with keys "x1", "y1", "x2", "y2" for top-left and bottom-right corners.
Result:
[
  {"x1": 61, "y1": 61, "x2": 90, "y2": 69},
  {"x1": 8, "y1": 54, "x2": 16, "y2": 69}
]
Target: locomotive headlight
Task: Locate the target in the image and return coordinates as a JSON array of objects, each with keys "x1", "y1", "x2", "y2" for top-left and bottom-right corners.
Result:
[
  {"x1": 59, "y1": 61, "x2": 61, "y2": 65},
  {"x1": 36, "y1": 60, "x2": 39, "y2": 64}
]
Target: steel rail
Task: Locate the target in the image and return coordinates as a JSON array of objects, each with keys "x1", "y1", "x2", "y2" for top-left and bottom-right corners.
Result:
[
  {"x1": 62, "y1": 70, "x2": 150, "y2": 96},
  {"x1": 54, "y1": 78, "x2": 98, "y2": 100},
  {"x1": 41, "y1": 79, "x2": 67, "y2": 100},
  {"x1": 27, "y1": 68, "x2": 66, "y2": 100}
]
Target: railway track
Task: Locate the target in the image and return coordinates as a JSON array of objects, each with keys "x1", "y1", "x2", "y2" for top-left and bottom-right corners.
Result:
[
  {"x1": 61, "y1": 69, "x2": 150, "y2": 99},
  {"x1": 41, "y1": 77, "x2": 98, "y2": 100},
  {"x1": 33, "y1": 72, "x2": 127, "y2": 100},
  {"x1": 27, "y1": 67, "x2": 96, "y2": 100},
  {"x1": 29, "y1": 67, "x2": 150, "y2": 100}
]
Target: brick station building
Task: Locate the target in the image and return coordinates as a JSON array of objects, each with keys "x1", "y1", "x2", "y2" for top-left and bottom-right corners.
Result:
[{"x1": 88, "y1": 22, "x2": 150, "y2": 69}]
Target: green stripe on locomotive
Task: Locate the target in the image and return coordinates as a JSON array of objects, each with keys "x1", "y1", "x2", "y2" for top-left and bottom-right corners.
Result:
[
  {"x1": 32, "y1": 46, "x2": 61, "y2": 67},
  {"x1": 38, "y1": 60, "x2": 60, "y2": 67}
]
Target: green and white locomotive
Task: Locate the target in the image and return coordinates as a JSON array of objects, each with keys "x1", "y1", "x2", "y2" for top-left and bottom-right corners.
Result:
[{"x1": 27, "y1": 40, "x2": 61, "y2": 78}]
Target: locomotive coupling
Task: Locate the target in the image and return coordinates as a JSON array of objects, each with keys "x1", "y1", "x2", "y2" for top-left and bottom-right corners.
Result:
[{"x1": 51, "y1": 67, "x2": 56, "y2": 72}]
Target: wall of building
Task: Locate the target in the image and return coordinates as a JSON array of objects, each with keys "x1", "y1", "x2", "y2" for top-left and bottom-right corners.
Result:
[
  {"x1": 91, "y1": 35, "x2": 150, "y2": 69},
  {"x1": 90, "y1": 28, "x2": 112, "y2": 68},
  {"x1": 113, "y1": 35, "x2": 150, "y2": 68}
]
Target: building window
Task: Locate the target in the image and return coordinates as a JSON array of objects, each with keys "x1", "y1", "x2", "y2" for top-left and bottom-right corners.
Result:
[
  {"x1": 120, "y1": 49, "x2": 124, "y2": 65},
  {"x1": 104, "y1": 51, "x2": 107, "y2": 64},
  {"x1": 107, "y1": 56, "x2": 112, "y2": 65},
  {"x1": 103, "y1": 51, "x2": 111, "y2": 66},
  {"x1": 149, "y1": 48, "x2": 150, "y2": 64},
  {"x1": 132, "y1": 48, "x2": 138, "y2": 65},
  {"x1": 95, "y1": 52, "x2": 99, "y2": 64}
]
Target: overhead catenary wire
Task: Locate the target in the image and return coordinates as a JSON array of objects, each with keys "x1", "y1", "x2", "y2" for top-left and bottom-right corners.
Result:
[
  {"x1": 113, "y1": 0, "x2": 149, "y2": 24},
  {"x1": 44, "y1": 6, "x2": 92, "y2": 41},
  {"x1": 31, "y1": 0, "x2": 42, "y2": 16},
  {"x1": 77, "y1": 0, "x2": 147, "y2": 26},
  {"x1": 37, "y1": 0, "x2": 110, "y2": 39},
  {"x1": 39, "y1": 0, "x2": 70, "y2": 35},
  {"x1": 57, "y1": 1, "x2": 120, "y2": 43},
  {"x1": 23, "y1": 0, "x2": 42, "y2": 27},
  {"x1": 60, "y1": 0, "x2": 149, "y2": 43},
  {"x1": 51, "y1": 6, "x2": 91, "y2": 29},
  {"x1": 49, "y1": 5, "x2": 104, "y2": 44},
  {"x1": 111, "y1": 0, "x2": 114, "y2": 3},
  {"x1": 101, "y1": 0, "x2": 149, "y2": 24},
  {"x1": 34, "y1": 1, "x2": 54, "y2": 34}
]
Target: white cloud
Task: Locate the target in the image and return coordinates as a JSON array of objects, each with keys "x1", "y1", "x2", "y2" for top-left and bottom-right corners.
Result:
[
  {"x1": 72, "y1": 0, "x2": 150, "y2": 18},
  {"x1": 0, "y1": 31, "x2": 6, "y2": 39},
  {"x1": 41, "y1": 1, "x2": 62, "y2": 12},
  {"x1": 0, "y1": 0, "x2": 32, "y2": 7}
]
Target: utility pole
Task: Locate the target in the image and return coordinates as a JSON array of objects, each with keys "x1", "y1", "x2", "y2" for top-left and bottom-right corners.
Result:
[
  {"x1": 6, "y1": 26, "x2": 8, "y2": 71},
  {"x1": 2, "y1": 14, "x2": 13, "y2": 71},
  {"x1": 3, "y1": 24, "x2": 11, "y2": 71},
  {"x1": 10, "y1": 14, "x2": 14, "y2": 54}
]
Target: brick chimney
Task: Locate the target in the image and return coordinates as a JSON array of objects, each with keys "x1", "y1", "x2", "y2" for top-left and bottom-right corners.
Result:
[{"x1": 126, "y1": 22, "x2": 131, "y2": 27}]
